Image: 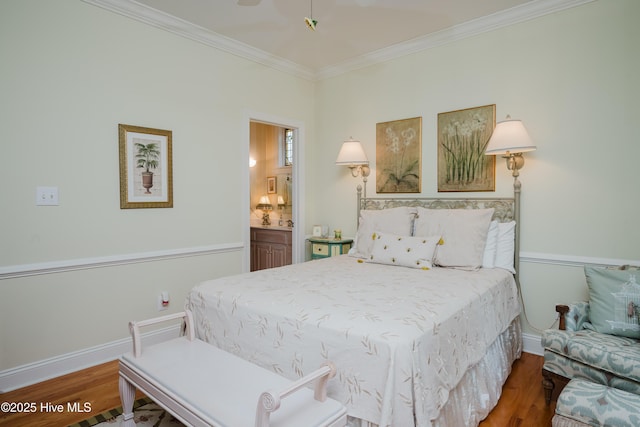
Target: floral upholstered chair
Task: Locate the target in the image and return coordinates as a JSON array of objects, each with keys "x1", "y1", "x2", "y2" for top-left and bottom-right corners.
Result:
[{"x1": 541, "y1": 265, "x2": 640, "y2": 404}]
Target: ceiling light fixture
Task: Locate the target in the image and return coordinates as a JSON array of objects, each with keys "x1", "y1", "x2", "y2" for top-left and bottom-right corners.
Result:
[{"x1": 305, "y1": 0, "x2": 318, "y2": 31}]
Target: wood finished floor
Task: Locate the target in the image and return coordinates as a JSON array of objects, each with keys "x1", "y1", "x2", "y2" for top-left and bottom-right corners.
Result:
[{"x1": 0, "y1": 352, "x2": 556, "y2": 427}]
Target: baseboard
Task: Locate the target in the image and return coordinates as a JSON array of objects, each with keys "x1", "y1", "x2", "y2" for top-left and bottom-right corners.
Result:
[
  {"x1": 0, "y1": 325, "x2": 180, "y2": 393},
  {"x1": 522, "y1": 332, "x2": 543, "y2": 356}
]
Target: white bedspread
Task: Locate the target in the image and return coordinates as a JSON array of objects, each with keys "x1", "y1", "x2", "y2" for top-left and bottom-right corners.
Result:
[{"x1": 186, "y1": 255, "x2": 520, "y2": 427}]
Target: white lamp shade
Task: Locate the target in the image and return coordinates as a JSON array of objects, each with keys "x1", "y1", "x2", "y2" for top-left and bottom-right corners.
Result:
[
  {"x1": 485, "y1": 119, "x2": 536, "y2": 155},
  {"x1": 256, "y1": 195, "x2": 272, "y2": 210},
  {"x1": 336, "y1": 139, "x2": 368, "y2": 165}
]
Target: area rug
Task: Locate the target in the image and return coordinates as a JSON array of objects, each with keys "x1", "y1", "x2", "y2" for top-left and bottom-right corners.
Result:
[{"x1": 68, "y1": 398, "x2": 184, "y2": 427}]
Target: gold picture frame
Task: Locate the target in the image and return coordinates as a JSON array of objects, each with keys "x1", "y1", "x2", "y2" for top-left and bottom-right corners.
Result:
[
  {"x1": 267, "y1": 176, "x2": 276, "y2": 194},
  {"x1": 437, "y1": 104, "x2": 496, "y2": 192},
  {"x1": 376, "y1": 117, "x2": 422, "y2": 193},
  {"x1": 118, "y1": 124, "x2": 173, "y2": 209}
]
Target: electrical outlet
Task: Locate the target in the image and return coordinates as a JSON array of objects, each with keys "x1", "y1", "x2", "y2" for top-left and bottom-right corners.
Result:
[
  {"x1": 36, "y1": 186, "x2": 59, "y2": 206},
  {"x1": 157, "y1": 291, "x2": 169, "y2": 311}
]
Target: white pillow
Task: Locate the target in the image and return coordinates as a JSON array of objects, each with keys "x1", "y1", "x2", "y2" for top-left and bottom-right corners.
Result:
[
  {"x1": 366, "y1": 232, "x2": 440, "y2": 269},
  {"x1": 494, "y1": 221, "x2": 516, "y2": 273},
  {"x1": 349, "y1": 207, "x2": 416, "y2": 259},
  {"x1": 482, "y1": 220, "x2": 499, "y2": 268},
  {"x1": 413, "y1": 208, "x2": 494, "y2": 270}
]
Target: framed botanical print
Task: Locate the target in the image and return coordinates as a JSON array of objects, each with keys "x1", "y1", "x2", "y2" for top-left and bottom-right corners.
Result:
[
  {"x1": 437, "y1": 104, "x2": 495, "y2": 192},
  {"x1": 376, "y1": 117, "x2": 422, "y2": 193},
  {"x1": 118, "y1": 124, "x2": 173, "y2": 209},
  {"x1": 267, "y1": 176, "x2": 276, "y2": 194}
]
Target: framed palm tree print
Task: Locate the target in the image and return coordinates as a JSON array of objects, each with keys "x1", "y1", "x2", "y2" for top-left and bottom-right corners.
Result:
[{"x1": 118, "y1": 124, "x2": 173, "y2": 209}]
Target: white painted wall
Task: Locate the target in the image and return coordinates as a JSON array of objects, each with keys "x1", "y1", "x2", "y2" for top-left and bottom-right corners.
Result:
[
  {"x1": 0, "y1": 0, "x2": 314, "y2": 374},
  {"x1": 310, "y1": 0, "x2": 640, "y2": 336}
]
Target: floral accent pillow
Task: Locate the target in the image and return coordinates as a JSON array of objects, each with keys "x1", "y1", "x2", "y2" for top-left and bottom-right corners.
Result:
[{"x1": 366, "y1": 232, "x2": 440, "y2": 270}]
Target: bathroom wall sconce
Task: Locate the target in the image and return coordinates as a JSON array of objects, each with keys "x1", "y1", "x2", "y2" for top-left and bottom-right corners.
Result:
[
  {"x1": 256, "y1": 195, "x2": 272, "y2": 225},
  {"x1": 485, "y1": 116, "x2": 536, "y2": 181},
  {"x1": 336, "y1": 137, "x2": 370, "y2": 196}
]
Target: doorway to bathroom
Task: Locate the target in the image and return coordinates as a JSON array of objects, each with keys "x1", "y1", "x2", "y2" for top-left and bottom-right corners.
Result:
[
  {"x1": 244, "y1": 112, "x2": 305, "y2": 271},
  {"x1": 250, "y1": 122, "x2": 293, "y2": 229}
]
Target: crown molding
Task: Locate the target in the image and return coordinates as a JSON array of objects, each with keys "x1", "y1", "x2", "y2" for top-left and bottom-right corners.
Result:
[
  {"x1": 315, "y1": 0, "x2": 595, "y2": 80},
  {"x1": 81, "y1": 0, "x2": 316, "y2": 81},
  {"x1": 82, "y1": 0, "x2": 594, "y2": 82}
]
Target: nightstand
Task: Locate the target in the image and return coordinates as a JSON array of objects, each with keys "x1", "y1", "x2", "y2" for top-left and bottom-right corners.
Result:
[{"x1": 308, "y1": 237, "x2": 353, "y2": 260}]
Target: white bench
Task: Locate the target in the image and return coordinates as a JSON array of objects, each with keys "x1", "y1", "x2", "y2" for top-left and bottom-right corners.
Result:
[{"x1": 118, "y1": 310, "x2": 347, "y2": 427}]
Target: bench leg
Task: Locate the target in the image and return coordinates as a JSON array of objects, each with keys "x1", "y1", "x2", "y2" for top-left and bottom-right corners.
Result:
[{"x1": 119, "y1": 374, "x2": 136, "y2": 427}]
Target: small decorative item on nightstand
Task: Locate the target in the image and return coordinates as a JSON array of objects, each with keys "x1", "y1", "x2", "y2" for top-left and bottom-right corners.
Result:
[{"x1": 309, "y1": 237, "x2": 353, "y2": 260}]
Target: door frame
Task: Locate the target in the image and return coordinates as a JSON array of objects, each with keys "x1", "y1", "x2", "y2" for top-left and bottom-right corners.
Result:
[{"x1": 242, "y1": 110, "x2": 305, "y2": 272}]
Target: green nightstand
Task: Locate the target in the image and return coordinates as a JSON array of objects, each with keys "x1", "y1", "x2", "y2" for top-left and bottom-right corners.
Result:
[{"x1": 308, "y1": 237, "x2": 353, "y2": 260}]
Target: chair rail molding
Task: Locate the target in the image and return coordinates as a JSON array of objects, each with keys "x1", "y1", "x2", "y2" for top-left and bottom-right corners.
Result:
[
  {"x1": 521, "y1": 252, "x2": 640, "y2": 268},
  {"x1": 0, "y1": 243, "x2": 243, "y2": 280}
]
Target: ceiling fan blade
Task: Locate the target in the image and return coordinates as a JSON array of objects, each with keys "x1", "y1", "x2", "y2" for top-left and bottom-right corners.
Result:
[{"x1": 237, "y1": 0, "x2": 261, "y2": 6}]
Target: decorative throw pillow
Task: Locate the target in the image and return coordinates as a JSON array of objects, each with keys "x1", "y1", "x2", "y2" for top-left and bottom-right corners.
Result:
[
  {"x1": 366, "y1": 232, "x2": 440, "y2": 269},
  {"x1": 349, "y1": 207, "x2": 416, "y2": 259},
  {"x1": 585, "y1": 266, "x2": 640, "y2": 339},
  {"x1": 413, "y1": 208, "x2": 494, "y2": 270}
]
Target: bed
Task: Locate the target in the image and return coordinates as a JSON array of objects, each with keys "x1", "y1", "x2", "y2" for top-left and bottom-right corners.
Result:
[{"x1": 186, "y1": 191, "x2": 522, "y2": 427}]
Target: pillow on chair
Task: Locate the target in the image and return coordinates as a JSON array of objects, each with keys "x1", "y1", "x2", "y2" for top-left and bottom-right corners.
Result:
[{"x1": 585, "y1": 265, "x2": 640, "y2": 339}]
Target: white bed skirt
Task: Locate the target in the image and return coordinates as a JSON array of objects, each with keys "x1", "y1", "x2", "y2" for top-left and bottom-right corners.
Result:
[{"x1": 347, "y1": 318, "x2": 523, "y2": 427}]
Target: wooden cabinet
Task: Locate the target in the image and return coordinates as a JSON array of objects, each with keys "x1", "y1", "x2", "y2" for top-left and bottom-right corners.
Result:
[{"x1": 250, "y1": 227, "x2": 292, "y2": 271}]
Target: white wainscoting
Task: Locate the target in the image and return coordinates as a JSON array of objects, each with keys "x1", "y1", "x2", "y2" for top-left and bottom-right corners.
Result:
[{"x1": 0, "y1": 243, "x2": 244, "y2": 392}]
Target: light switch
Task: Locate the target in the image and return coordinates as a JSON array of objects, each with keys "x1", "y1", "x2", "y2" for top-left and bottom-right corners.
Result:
[{"x1": 36, "y1": 186, "x2": 59, "y2": 206}]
